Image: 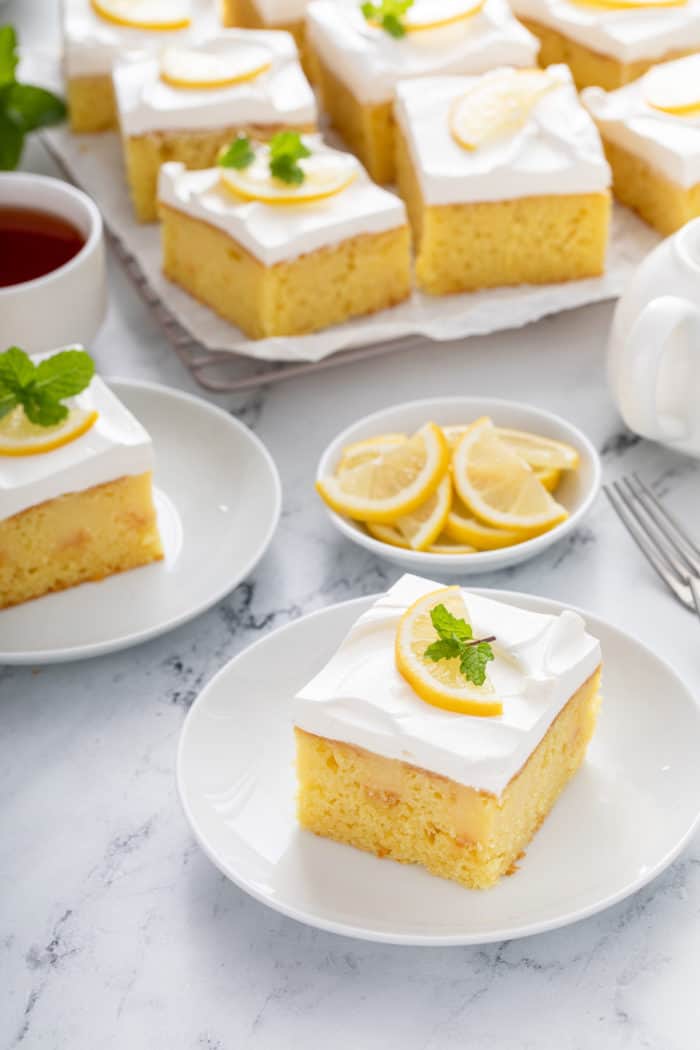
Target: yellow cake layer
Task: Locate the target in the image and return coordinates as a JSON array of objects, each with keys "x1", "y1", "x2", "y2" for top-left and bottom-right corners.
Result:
[
  {"x1": 160, "y1": 203, "x2": 412, "y2": 338},
  {"x1": 124, "y1": 122, "x2": 315, "y2": 222},
  {"x1": 219, "y1": 0, "x2": 238, "y2": 26},
  {"x1": 296, "y1": 668, "x2": 601, "y2": 890},
  {"x1": 600, "y1": 136, "x2": 700, "y2": 236},
  {"x1": 312, "y1": 51, "x2": 394, "y2": 183},
  {"x1": 522, "y1": 19, "x2": 696, "y2": 90},
  {"x1": 395, "y1": 123, "x2": 610, "y2": 294},
  {"x1": 67, "y1": 74, "x2": 117, "y2": 133},
  {"x1": 0, "y1": 472, "x2": 163, "y2": 609},
  {"x1": 227, "y1": 0, "x2": 312, "y2": 76}
]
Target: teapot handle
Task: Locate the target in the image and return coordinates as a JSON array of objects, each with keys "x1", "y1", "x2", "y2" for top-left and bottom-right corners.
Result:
[{"x1": 619, "y1": 295, "x2": 700, "y2": 443}]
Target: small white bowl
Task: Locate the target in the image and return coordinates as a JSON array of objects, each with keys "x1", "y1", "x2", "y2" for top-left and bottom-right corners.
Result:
[{"x1": 316, "y1": 396, "x2": 601, "y2": 578}]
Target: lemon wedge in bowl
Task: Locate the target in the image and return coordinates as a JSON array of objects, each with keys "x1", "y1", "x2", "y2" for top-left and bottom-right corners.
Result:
[
  {"x1": 220, "y1": 147, "x2": 359, "y2": 205},
  {"x1": 91, "y1": 0, "x2": 191, "y2": 30},
  {"x1": 395, "y1": 587, "x2": 502, "y2": 716},
  {"x1": 317, "y1": 422, "x2": 449, "y2": 524},
  {"x1": 0, "y1": 406, "x2": 98, "y2": 457},
  {"x1": 365, "y1": 474, "x2": 452, "y2": 551},
  {"x1": 160, "y1": 44, "x2": 272, "y2": 90}
]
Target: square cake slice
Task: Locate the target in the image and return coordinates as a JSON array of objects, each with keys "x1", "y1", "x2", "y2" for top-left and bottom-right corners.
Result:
[
  {"x1": 583, "y1": 56, "x2": 700, "y2": 235},
  {"x1": 114, "y1": 29, "x2": 317, "y2": 222},
  {"x1": 220, "y1": 0, "x2": 312, "y2": 74},
  {"x1": 294, "y1": 575, "x2": 602, "y2": 889},
  {"x1": 158, "y1": 135, "x2": 411, "y2": 338},
  {"x1": 394, "y1": 64, "x2": 611, "y2": 295},
  {"x1": 510, "y1": 0, "x2": 700, "y2": 90},
  {"x1": 0, "y1": 348, "x2": 163, "y2": 609},
  {"x1": 306, "y1": 0, "x2": 539, "y2": 183}
]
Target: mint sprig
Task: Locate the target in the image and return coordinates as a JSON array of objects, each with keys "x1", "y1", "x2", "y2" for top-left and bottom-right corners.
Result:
[
  {"x1": 268, "y1": 130, "x2": 311, "y2": 185},
  {"x1": 0, "y1": 346, "x2": 95, "y2": 426},
  {"x1": 424, "y1": 604, "x2": 495, "y2": 687},
  {"x1": 218, "y1": 134, "x2": 255, "y2": 171},
  {"x1": 0, "y1": 26, "x2": 66, "y2": 170},
  {"x1": 361, "y1": 0, "x2": 413, "y2": 38}
]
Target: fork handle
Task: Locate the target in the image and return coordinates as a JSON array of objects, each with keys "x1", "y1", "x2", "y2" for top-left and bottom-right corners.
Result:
[{"x1": 619, "y1": 295, "x2": 700, "y2": 445}]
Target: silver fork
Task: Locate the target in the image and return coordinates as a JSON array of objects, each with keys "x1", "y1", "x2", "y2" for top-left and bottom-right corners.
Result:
[{"x1": 603, "y1": 473, "x2": 700, "y2": 615}]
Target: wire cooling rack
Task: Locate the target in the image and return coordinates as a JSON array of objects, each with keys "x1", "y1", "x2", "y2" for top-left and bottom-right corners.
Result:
[{"x1": 41, "y1": 134, "x2": 421, "y2": 393}]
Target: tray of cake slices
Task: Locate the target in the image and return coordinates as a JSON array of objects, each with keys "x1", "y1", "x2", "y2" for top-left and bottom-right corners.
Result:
[{"x1": 45, "y1": 0, "x2": 695, "y2": 370}]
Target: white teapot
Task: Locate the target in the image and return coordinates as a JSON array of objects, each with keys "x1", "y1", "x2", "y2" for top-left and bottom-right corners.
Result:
[{"x1": 608, "y1": 218, "x2": 700, "y2": 457}]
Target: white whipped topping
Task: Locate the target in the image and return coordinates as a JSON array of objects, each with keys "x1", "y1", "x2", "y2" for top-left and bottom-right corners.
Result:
[
  {"x1": 114, "y1": 30, "x2": 317, "y2": 136},
  {"x1": 511, "y1": 0, "x2": 700, "y2": 64},
  {"x1": 157, "y1": 137, "x2": 408, "y2": 265},
  {"x1": 394, "y1": 64, "x2": 611, "y2": 204},
  {"x1": 294, "y1": 574, "x2": 602, "y2": 796},
  {"x1": 63, "y1": 0, "x2": 218, "y2": 78},
  {"x1": 0, "y1": 350, "x2": 153, "y2": 522},
  {"x1": 305, "y1": 0, "x2": 539, "y2": 105},
  {"x1": 583, "y1": 56, "x2": 700, "y2": 188},
  {"x1": 250, "y1": 0, "x2": 310, "y2": 23}
]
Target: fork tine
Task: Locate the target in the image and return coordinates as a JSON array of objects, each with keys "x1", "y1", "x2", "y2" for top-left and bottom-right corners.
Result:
[
  {"x1": 619, "y1": 477, "x2": 699, "y2": 581},
  {"x1": 632, "y1": 473, "x2": 700, "y2": 572},
  {"x1": 603, "y1": 483, "x2": 694, "y2": 609}
]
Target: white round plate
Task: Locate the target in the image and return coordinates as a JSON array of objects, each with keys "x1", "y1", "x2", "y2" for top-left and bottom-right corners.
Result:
[
  {"x1": 316, "y1": 397, "x2": 601, "y2": 577},
  {"x1": 178, "y1": 591, "x2": 700, "y2": 946},
  {"x1": 0, "y1": 379, "x2": 281, "y2": 664}
]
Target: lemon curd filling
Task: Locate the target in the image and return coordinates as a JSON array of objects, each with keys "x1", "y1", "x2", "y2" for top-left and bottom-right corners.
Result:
[{"x1": 294, "y1": 574, "x2": 602, "y2": 889}]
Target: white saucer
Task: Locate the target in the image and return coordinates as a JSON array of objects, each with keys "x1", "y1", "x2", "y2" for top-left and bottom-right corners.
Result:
[
  {"x1": 0, "y1": 379, "x2": 281, "y2": 664},
  {"x1": 317, "y1": 397, "x2": 601, "y2": 577},
  {"x1": 178, "y1": 591, "x2": 700, "y2": 946}
]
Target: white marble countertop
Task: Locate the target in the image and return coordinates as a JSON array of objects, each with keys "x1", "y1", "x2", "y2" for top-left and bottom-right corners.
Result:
[{"x1": 3, "y1": 3, "x2": 700, "y2": 1046}]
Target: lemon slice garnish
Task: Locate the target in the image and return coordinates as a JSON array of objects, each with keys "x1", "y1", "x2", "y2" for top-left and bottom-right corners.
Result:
[
  {"x1": 571, "y1": 0, "x2": 685, "y2": 9},
  {"x1": 220, "y1": 148, "x2": 359, "y2": 205},
  {"x1": 317, "y1": 422, "x2": 450, "y2": 524},
  {"x1": 451, "y1": 418, "x2": 568, "y2": 532},
  {"x1": 0, "y1": 406, "x2": 98, "y2": 457},
  {"x1": 91, "y1": 0, "x2": 191, "y2": 30},
  {"x1": 395, "y1": 586, "x2": 502, "y2": 717},
  {"x1": 449, "y1": 68, "x2": 556, "y2": 151},
  {"x1": 403, "y1": 0, "x2": 486, "y2": 30},
  {"x1": 644, "y1": 59, "x2": 700, "y2": 116},
  {"x1": 160, "y1": 44, "x2": 272, "y2": 90}
]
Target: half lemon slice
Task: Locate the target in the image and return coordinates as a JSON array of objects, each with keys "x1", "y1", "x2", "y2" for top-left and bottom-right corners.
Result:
[
  {"x1": 0, "y1": 406, "x2": 98, "y2": 457},
  {"x1": 338, "y1": 433, "x2": 407, "y2": 472},
  {"x1": 452, "y1": 418, "x2": 567, "y2": 532},
  {"x1": 160, "y1": 44, "x2": 272, "y2": 90},
  {"x1": 450, "y1": 68, "x2": 556, "y2": 150},
  {"x1": 366, "y1": 474, "x2": 452, "y2": 551},
  {"x1": 395, "y1": 586, "x2": 502, "y2": 716},
  {"x1": 91, "y1": 0, "x2": 191, "y2": 30},
  {"x1": 644, "y1": 59, "x2": 700, "y2": 115},
  {"x1": 220, "y1": 148, "x2": 359, "y2": 205},
  {"x1": 404, "y1": 0, "x2": 486, "y2": 31},
  {"x1": 317, "y1": 422, "x2": 450, "y2": 523}
]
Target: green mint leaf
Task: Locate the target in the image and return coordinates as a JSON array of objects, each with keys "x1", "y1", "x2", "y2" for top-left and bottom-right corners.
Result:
[
  {"x1": 459, "y1": 641, "x2": 494, "y2": 687},
  {"x1": 424, "y1": 638, "x2": 461, "y2": 663},
  {"x1": 5, "y1": 83, "x2": 66, "y2": 133},
  {"x1": 0, "y1": 25, "x2": 18, "y2": 88},
  {"x1": 382, "y1": 13, "x2": 406, "y2": 36},
  {"x1": 269, "y1": 153, "x2": 305, "y2": 185},
  {"x1": 218, "y1": 134, "x2": 254, "y2": 170},
  {"x1": 268, "y1": 130, "x2": 311, "y2": 164},
  {"x1": 33, "y1": 349, "x2": 94, "y2": 399},
  {"x1": 20, "y1": 388, "x2": 69, "y2": 427},
  {"x1": 0, "y1": 383, "x2": 18, "y2": 420},
  {"x1": 430, "y1": 603, "x2": 472, "y2": 642},
  {"x1": 360, "y1": 0, "x2": 412, "y2": 36},
  {"x1": 0, "y1": 109, "x2": 23, "y2": 170},
  {"x1": 0, "y1": 346, "x2": 35, "y2": 390}
]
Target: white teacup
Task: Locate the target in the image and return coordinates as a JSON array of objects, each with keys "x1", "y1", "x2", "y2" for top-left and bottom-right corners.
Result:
[
  {"x1": 608, "y1": 218, "x2": 700, "y2": 458},
  {"x1": 0, "y1": 172, "x2": 106, "y2": 354}
]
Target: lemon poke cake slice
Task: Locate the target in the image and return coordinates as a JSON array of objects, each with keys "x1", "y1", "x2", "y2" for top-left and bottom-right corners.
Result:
[
  {"x1": 582, "y1": 55, "x2": 700, "y2": 234},
  {"x1": 295, "y1": 574, "x2": 602, "y2": 889},
  {"x1": 0, "y1": 346, "x2": 163, "y2": 610},
  {"x1": 394, "y1": 64, "x2": 611, "y2": 295},
  {"x1": 158, "y1": 134, "x2": 411, "y2": 338},
  {"x1": 114, "y1": 30, "x2": 317, "y2": 222},
  {"x1": 220, "y1": 0, "x2": 313, "y2": 73},
  {"x1": 63, "y1": 0, "x2": 215, "y2": 132},
  {"x1": 306, "y1": 0, "x2": 539, "y2": 183},
  {"x1": 510, "y1": 0, "x2": 700, "y2": 90}
]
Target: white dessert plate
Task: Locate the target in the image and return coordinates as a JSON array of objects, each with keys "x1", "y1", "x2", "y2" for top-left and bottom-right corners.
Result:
[
  {"x1": 316, "y1": 397, "x2": 601, "y2": 577},
  {"x1": 0, "y1": 379, "x2": 281, "y2": 664},
  {"x1": 178, "y1": 591, "x2": 700, "y2": 947}
]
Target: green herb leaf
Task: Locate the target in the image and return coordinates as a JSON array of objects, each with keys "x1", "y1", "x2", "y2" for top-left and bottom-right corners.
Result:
[
  {"x1": 0, "y1": 346, "x2": 95, "y2": 429},
  {"x1": 0, "y1": 345, "x2": 35, "y2": 389},
  {"x1": 218, "y1": 134, "x2": 255, "y2": 170},
  {"x1": 424, "y1": 638, "x2": 461, "y2": 663},
  {"x1": 33, "y1": 349, "x2": 95, "y2": 399},
  {"x1": 430, "y1": 603, "x2": 472, "y2": 642},
  {"x1": 268, "y1": 130, "x2": 311, "y2": 185},
  {"x1": 360, "y1": 0, "x2": 413, "y2": 37},
  {"x1": 6, "y1": 82, "x2": 66, "y2": 132},
  {"x1": 459, "y1": 641, "x2": 495, "y2": 688},
  {"x1": 423, "y1": 602, "x2": 495, "y2": 688},
  {"x1": 0, "y1": 25, "x2": 18, "y2": 88},
  {"x1": 21, "y1": 389, "x2": 70, "y2": 427},
  {"x1": 0, "y1": 383, "x2": 18, "y2": 420},
  {"x1": 0, "y1": 109, "x2": 23, "y2": 170}
]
